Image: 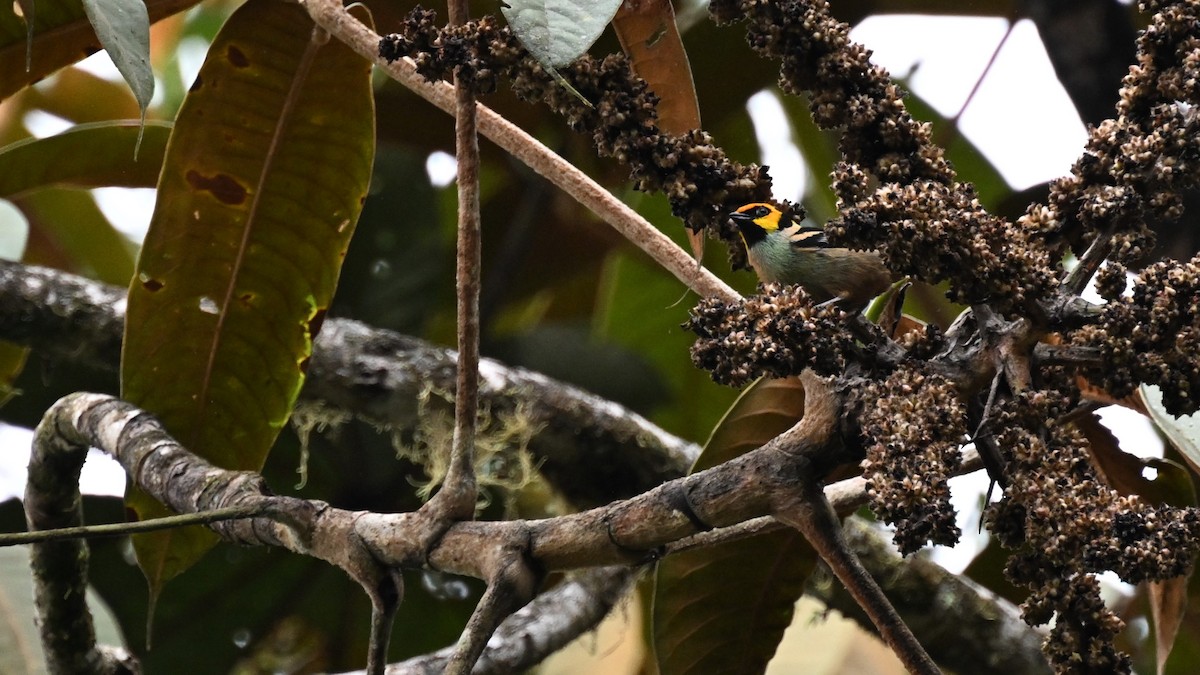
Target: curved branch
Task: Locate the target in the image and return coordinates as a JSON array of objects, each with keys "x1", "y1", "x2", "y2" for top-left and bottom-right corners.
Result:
[{"x1": 0, "y1": 260, "x2": 698, "y2": 506}]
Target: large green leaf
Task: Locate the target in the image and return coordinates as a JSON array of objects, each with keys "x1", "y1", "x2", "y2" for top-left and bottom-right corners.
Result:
[
  {"x1": 120, "y1": 0, "x2": 375, "y2": 593},
  {"x1": 0, "y1": 0, "x2": 201, "y2": 101},
  {"x1": 652, "y1": 377, "x2": 817, "y2": 675},
  {"x1": 0, "y1": 121, "x2": 170, "y2": 199}
]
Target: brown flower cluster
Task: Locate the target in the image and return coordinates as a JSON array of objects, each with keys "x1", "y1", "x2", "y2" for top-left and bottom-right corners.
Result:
[
  {"x1": 1073, "y1": 253, "x2": 1200, "y2": 415},
  {"x1": 378, "y1": 7, "x2": 772, "y2": 264},
  {"x1": 710, "y1": 0, "x2": 952, "y2": 186},
  {"x1": 711, "y1": 0, "x2": 1057, "y2": 311},
  {"x1": 856, "y1": 368, "x2": 965, "y2": 555},
  {"x1": 988, "y1": 392, "x2": 1200, "y2": 672},
  {"x1": 684, "y1": 284, "x2": 859, "y2": 386},
  {"x1": 1031, "y1": 0, "x2": 1200, "y2": 263}
]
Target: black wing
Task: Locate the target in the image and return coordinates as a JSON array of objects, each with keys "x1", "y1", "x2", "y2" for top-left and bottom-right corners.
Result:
[{"x1": 786, "y1": 226, "x2": 834, "y2": 249}]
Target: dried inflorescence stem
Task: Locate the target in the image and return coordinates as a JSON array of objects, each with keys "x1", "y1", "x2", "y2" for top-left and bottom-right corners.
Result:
[
  {"x1": 988, "y1": 392, "x2": 1200, "y2": 672},
  {"x1": 684, "y1": 284, "x2": 868, "y2": 386},
  {"x1": 856, "y1": 367, "x2": 966, "y2": 555},
  {"x1": 368, "y1": 0, "x2": 1200, "y2": 671},
  {"x1": 1073, "y1": 253, "x2": 1200, "y2": 414},
  {"x1": 712, "y1": 0, "x2": 1057, "y2": 312},
  {"x1": 1032, "y1": 0, "x2": 1200, "y2": 264},
  {"x1": 378, "y1": 8, "x2": 772, "y2": 267}
]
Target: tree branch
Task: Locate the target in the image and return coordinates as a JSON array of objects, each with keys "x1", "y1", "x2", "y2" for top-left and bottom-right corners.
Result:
[
  {"x1": 0, "y1": 260, "x2": 698, "y2": 506},
  {"x1": 810, "y1": 517, "x2": 1051, "y2": 675}
]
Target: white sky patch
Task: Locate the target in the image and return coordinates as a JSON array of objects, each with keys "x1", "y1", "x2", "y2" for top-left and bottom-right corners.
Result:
[
  {"x1": 425, "y1": 151, "x2": 457, "y2": 187},
  {"x1": 93, "y1": 187, "x2": 157, "y2": 244},
  {"x1": 853, "y1": 16, "x2": 1087, "y2": 190},
  {"x1": 853, "y1": 15, "x2": 1012, "y2": 117},
  {"x1": 957, "y1": 20, "x2": 1087, "y2": 189},
  {"x1": 176, "y1": 36, "x2": 211, "y2": 91},
  {"x1": 747, "y1": 90, "x2": 807, "y2": 203},
  {"x1": 22, "y1": 109, "x2": 74, "y2": 139},
  {"x1": 0, "y1": 424, "x2": 125, "y2": 502}
]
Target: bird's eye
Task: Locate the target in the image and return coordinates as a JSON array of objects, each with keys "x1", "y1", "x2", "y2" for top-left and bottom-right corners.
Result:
[{"x1": 752, "y1": 206, "x2": 770, "y2": 218}]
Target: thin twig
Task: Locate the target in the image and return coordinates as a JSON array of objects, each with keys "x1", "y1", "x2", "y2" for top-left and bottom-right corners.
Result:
[
  {"x1": 432, "y1": 0, "x2": 481, "y2": 523},
  {"x1": 1063, "y1": 229, "x2": 1115, "y2": 294},
  {"x1": 0, "y1": 505, "x2": 263, "y2": 546},
  {"x1": 777, "y1": 482, "x2": 941, "y2": 675}
]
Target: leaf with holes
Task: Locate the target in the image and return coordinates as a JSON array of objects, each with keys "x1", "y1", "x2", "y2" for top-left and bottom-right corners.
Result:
[
  {"x1": 120, "y1": 0, "x2": 375, "y2": 594},
  {"x1": 652, "y1": 376, "x2": 817, "y2": 675}
]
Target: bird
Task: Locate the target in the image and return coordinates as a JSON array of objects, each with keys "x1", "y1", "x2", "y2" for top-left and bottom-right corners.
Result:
[{"x1": 729, "y1": 202, "x2": 893, "y2": 308}]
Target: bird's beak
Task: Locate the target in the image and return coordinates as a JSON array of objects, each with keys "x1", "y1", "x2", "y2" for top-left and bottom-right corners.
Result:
[{"x1": 728, "y1": 210, "x2": 753, "y2": 231}]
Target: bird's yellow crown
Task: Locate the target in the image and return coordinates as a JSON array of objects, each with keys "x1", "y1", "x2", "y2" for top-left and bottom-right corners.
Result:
[{"x1": 732, "y1": 202, "x2": 786, "y2": 233}]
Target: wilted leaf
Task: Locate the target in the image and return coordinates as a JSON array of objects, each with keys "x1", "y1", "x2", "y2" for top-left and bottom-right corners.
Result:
[
  {"x1": 612, "y1": 0, "x2": 699, "y2": 134},
  {"x1": 121, "y1": 0, "x2": 375, "y2": 594},
  {"x1": 611, "y1": 0, "x2": 703, "y2": 263},
  {"x1": 1077, "y1": 412, "x2": 1197, "y2": 507},
  {"x1": 1150, "y1": 576, "x2": 1189, "y2": 675},
  {"x1": 653, "y1": 377, "x2": 816, "y2": 675}
]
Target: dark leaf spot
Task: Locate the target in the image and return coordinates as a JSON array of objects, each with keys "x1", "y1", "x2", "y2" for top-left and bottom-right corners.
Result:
[
  {"x1": 226, "y1": 45, "x2": 249, "y2": 68},
  {"x1": 142, "y1": 277, "x2": 164, "y2": 292},
  {"x1": 307, "y1": 308, "x2": 327, "y2": 338},
  {"x1": 185, "y1": 170, "x2": 248, "y2": 205},
  {"x1": 298, "y1": 355, "x2": 310, "y2": 374},
  {"x1": 189, "y1": 75, "x2": 204, "y2": 92},
  {"x1": 238, "y1": 292, "x2": 256, "y2": 307}
]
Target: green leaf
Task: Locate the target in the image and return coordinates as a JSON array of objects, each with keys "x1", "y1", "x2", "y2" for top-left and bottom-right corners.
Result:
[
  {"x1": 0, "y1": 0, "x2": 202, "y2": 102},
  {"x1": 15, "y1": 188, "x2": 135, "y2": 284},
  {"x1": 593, "y1": 230, "x2": 740, "y2": 441},
  {"x1": 501, "y1": 0, "x2": 624, "y2": 67},
  {"x1": 80, "y1": 0, "x2": 153, "y2": 128},
  {"x1": 0, "y1": 121, "x2": 171, "y2": 199},
  {"x1": 0, "y1": 546, "x2": 127, "y2": 675},
  {"x1": 652, "y1": 377, "x2": 817, "y2": 675},
  {"x1": 120, "y1": 0, "x2": 375, "y2": 593}
]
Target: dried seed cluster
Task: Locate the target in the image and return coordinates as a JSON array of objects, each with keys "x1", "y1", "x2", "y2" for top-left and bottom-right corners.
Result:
[
  {"x1": 988, "y1": 393, "x2": 1200, "y2": 673},
  {"x1": 711, "y1": 0, "x2": 1057, "y2": 311},
  {"x1": 1074, "y1": 253, "x2": 1200, "y2": 415},
  {"x1": 378, "y1": 7, "x2": 772, "y2": 268},
  {"x1": 684, "y1": 284, "x2": 857, "y2": 386},
  {"x1": 1029, "y1": 0, "x2": 1200, "y2": 262},
  {"x1": 857, "y1": 368, "x2": 965, "y2": 554}
]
